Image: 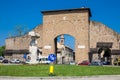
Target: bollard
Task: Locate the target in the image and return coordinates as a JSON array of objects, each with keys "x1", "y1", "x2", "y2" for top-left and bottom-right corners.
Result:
[
  {"x1": 50, "y1": 65, "x2": 54, "y2": 73},
  {"x1": 49, "y1": 62, "x2": 56, "y2": 76},
  {"x1": 49, "y1": 65, "x2": 54, "y2": 76}
]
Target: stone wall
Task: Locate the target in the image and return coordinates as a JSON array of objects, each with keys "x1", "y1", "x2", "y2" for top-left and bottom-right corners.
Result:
[
  {"x1": 42, "y1": 8, "x2": 90, "y2": 62},
  {"x1": 5, "y1": 8, "x2": 120, "y2": 63},
  {"x1": 90, "y1": 21, "x2": 120, "y2": 49},
  {"x1": 5, "y1": 24, "x2": 43, "y2": 50},
  {"x1": 33, "y1": 24, "x2": 43, "y2": 48},
  {"x1": 5, "y1": 35, "x2": 31, "y2": 50}
]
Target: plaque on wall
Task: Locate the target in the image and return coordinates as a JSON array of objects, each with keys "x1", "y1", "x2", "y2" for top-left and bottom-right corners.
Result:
[
  {"x1": 78, "y1": 45, "x2": 85, "y2": 49},
  {"x1": 44, "y1": 45, "x2": 52, "y2": 49}
]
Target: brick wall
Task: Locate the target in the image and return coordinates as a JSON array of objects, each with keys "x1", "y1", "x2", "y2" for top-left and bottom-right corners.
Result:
[
  {"x1": 5, "y1": 25, "x2": 43, "y2": 50},
  {"x1": 42, "y1": 9, "x2": 90, "y2": 62},
  {"x1": 5, "y1": 8, "x2": 120, "y2": 63},
  {"x1": 5, "y1": 35, "x2": 31, "y2": 50},
  {"x1": 90, "y1": 21, "x2": 120, "y2": 49}
]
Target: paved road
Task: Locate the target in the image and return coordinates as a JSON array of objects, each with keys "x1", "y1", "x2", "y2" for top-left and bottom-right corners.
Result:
[{"x1": 0, "y1": 75, "x2": 120, "y2": 80}]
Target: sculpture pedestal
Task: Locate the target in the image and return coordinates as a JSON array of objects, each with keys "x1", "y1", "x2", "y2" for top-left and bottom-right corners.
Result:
[
  {"x1": 28, "y1": 31, "x2": 40, "y2": 64},
  {"x1": 29, "y1": 46, "x2": 38, "y2": 64}
]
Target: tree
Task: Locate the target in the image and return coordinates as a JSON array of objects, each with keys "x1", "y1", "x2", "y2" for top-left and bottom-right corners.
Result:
[
  {"x1": 8, "y1": 24, "x2": 29, "y2": 38},
  {"x1": 14, "y1": 25, "x2": 29, "y2": 37},
  {"x1": 0, "y1": 46, "x2": 5, "y2": 56}
]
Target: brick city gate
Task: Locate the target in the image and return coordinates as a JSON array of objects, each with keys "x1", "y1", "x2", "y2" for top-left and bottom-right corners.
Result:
[
  {"x1": 42, "y1": 8, "x2": 91, "y2": 63},
  {"x1": 5, "y1": 7, "x2": 120, "y2": 64}
]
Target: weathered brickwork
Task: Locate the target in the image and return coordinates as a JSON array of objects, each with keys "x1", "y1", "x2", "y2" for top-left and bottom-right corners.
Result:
[
  {"x1": 90, "y1": 21, "x2": 120, "y2": 49},
  {"x1": 5, "y1": 54, "x2": 24, "y2": 61},
  {"x1": 32, "y1": 24, "x2": 43, "y2": 48},
  {"x1": 5, "y1": 8, "x2": 120, "y2": 63},
  {"x1": 5, "y1": 35, "x2": 31, "y2": 50},
  {"x1": 42, "y1": 8, "x2": 90, "y2": 62},
  {"x1": 5, "y1": 24, "x2": 43, "y2": 50}
]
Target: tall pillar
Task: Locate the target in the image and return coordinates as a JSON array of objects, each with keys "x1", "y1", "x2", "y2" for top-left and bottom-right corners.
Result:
[{"x1": 29, "y1": 31, "x2": 40, "y2": 64}]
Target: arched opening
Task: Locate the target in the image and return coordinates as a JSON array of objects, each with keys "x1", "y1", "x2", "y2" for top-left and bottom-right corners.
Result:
[
  {"x1": 98, "y1": 47, "x2": 111, "y2": 65},
  {"x1": 54, "y1": 34, "x2": 75, "y2": 64}
]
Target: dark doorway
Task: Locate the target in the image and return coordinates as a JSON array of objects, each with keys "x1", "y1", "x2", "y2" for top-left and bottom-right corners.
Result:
[{"x1": 98, "y1": 47, "x2": 111, "y2": 65}]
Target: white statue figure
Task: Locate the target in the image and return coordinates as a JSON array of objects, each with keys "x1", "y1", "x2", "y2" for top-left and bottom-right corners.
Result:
[{"x1": 28, "y1": 31, "x2": 40, "y2": 64}]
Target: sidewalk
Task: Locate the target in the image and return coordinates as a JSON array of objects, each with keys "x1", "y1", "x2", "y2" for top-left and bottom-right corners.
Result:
[{"x1": 0, "y1": 75, "x2": 120, "y2": 80}]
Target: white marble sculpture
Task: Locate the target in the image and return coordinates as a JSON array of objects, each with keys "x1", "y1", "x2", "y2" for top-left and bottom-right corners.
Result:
[{"x1": 29, "y1": 31, "x2": 40, "y2": 64}]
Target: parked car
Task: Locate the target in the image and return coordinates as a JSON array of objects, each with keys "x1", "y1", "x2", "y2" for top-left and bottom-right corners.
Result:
[
  {"x1": 0, "y1": 56, "x2": 4, "y2": 63},
  {"x1": 37, "y1": 57, "x2": 50, "y2": 64},
  {"x1": 78, "y1": 60, "x2": 90, "y2": 65},
  {"x1": 10, "y1": 59, "x2": 21, "y2": 64},
  {"x1": 2, "y1": 59, "x2": 8, "y2": 63},
  {"x1": 102, "y1": 61, "x2": 110, "y2": 65},
  {"x1": 113, "y1": 58, "x2": 120, "y2": 66},
  {"x1": 69, "y1": 61, "x2": 76, "y2": 65},
  {"x1": 89, "y1": 61, "x2": 103, "y2": 66}
]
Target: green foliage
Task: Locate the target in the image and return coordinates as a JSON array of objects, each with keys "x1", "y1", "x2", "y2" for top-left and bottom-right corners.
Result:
[
  {"x1": 0, "y1": 65, "x2": 120, "y2": 76},
  {"x1": 0, "y1": 46, "x2": 5, "y2": 56}
]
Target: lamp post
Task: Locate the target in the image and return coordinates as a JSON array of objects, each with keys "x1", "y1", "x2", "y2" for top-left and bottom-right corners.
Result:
[{"x1": 29, "y1": 31, "x2": 40, "y2": 64}]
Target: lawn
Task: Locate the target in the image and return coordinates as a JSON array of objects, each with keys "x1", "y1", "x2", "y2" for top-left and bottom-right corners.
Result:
[{"x1": 0, "y1": 64, "x2": 120, "y2": 76}]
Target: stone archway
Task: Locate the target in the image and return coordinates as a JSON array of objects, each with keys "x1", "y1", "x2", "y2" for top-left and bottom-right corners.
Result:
[
  {"x1": 89, "y1": 42, "x2": 113, "y2": 64},
  {"x1": 98, "y1": 47, "x2": 111, "y2": 65},
  {"x1": 42, "y1": 8, "x2": 90, "y2": 63},
  {"x1": 54, "y1": 34, "x2": 75, "y2": 64}
]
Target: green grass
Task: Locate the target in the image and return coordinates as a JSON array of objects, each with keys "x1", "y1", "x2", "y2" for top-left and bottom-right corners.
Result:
[{"x1": 0, "y1": 64, "x2": 120, "y2": 76}]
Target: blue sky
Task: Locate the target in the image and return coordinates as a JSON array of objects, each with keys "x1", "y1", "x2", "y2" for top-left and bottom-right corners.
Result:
[{"x1": 0, "y1": 0, "x2": 120, "y2": 48}]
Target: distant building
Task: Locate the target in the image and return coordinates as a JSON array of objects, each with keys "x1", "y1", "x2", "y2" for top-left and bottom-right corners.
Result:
[
  {"x1": 57, "y1": 35, "x2": 74, "y2": 64},
  {"x1": 5, "y1": 8, "x2": 120, "y2": 64}
]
